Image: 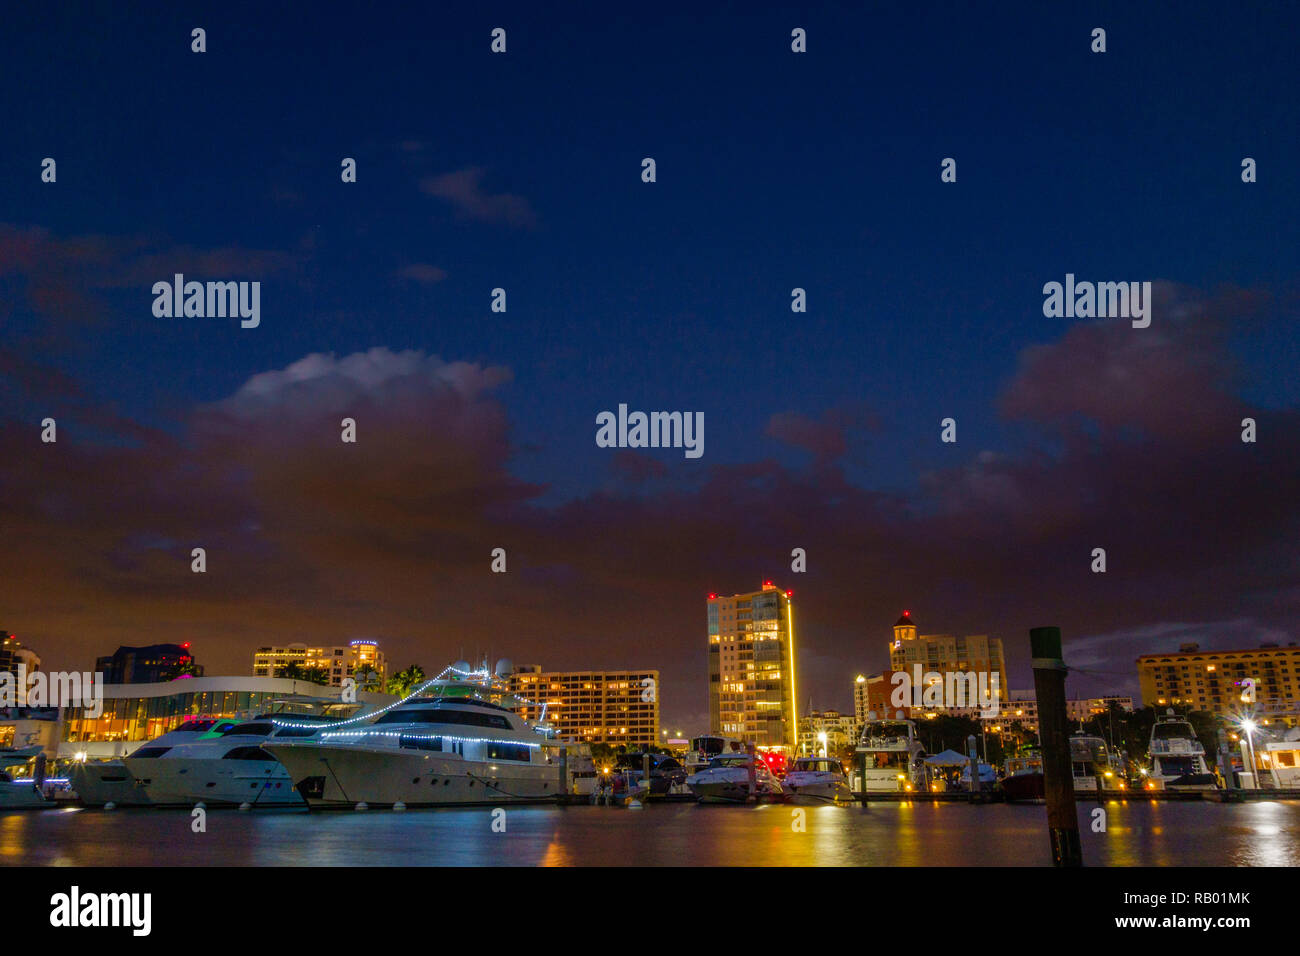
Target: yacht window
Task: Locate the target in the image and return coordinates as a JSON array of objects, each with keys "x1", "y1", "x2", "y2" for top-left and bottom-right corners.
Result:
[
  {"x1": 373, "y1": 709, "x2": 512, "y2": 730},
  {"x1": 272, "y1": 725, "x2": 323, "y2": 738},
  {"x1": 486, "y1": 743, "x2": 532, "y2": 762},
  {"x1": 221, "y1": 722, "x2": 275, "y2": 737},
  {"x1": 131, "y1": 747, "x2": 172, "y2": 758},
  {"x1": 398, "y1": 735, "x2": 443, "y2": 752},
  {"x1": 222, "y1": 747, "x2": 277, "y2": 761}
]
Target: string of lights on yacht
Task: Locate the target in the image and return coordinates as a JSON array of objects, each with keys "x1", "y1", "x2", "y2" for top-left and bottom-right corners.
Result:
[
  {"x1": 266, "y1": 664, "x2": 550, "y2": 731},
  {"x1": 317, "y1": 729, "x2": 540, "y2": 748}
]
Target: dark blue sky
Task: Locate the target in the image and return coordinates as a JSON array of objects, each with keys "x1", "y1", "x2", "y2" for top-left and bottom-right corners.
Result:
[{"x1": 2, "y1": 2, "x2": 1298, "y2": 728}]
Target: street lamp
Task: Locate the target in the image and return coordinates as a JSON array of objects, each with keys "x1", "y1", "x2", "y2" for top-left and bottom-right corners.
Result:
[
  {"x1": 1241, "y1": 718, "x2": 1259, "y2": 789},
  {"x1": 816, "y1": 731, "x2": 828, "y2": 758}
]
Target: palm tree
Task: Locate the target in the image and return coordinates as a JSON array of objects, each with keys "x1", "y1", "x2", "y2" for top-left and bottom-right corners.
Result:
[{"x1": 385, "y1": 664, "x2": 426, "y2": 698}]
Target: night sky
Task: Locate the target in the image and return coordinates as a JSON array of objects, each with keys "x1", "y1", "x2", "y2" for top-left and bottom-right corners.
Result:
[{"x1": 2, "y1": 2, "x2": 1298, "y2": 731}]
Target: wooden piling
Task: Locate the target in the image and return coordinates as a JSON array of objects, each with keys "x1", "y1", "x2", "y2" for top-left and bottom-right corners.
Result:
[{"x1": 1030, "y1": 626, "x2": 1082, "y2": 866}]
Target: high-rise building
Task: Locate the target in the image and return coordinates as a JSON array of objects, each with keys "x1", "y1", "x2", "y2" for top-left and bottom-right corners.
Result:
[
  {"x1": 886, "y1": 610, "x2": 1006, "y2": 716},
  {"x1": 1136, "y1": 642, "x2": 1300, "y2": 723},
  {"x1": 797, "y1": 709, "x2": 857, "y2": 756},
  {"x1": 0, "y1": 631, "x2": 40, "y2": 675},
  {"x1": 96, "y1": 644, "x2": 201, "y2": 684},
  {"x1": 252, "y1": 640, "x2": 386, "y2": 688},
  {"x1": 708, "y1": 581, "x2": 797, "y2": 749},
  {"x1": 853, "y1": 670, "x2": 906, "y2": 728},
  {"x1": 506, "y1": 666, "x2": 660, "y2": 747}
]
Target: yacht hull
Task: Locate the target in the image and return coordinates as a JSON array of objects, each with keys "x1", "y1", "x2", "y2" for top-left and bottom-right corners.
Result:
[
  {"x1": 71, "y1": 760, "x2": 151, "y2": 807},
  {"x1": 784, "y1": 773, "x2": 853, "y2": 805},
  {"x1": 265, "y1": 742, "x2": 562, "y2": 809},
  {"x1": 1001, "y1": 772, "x2": 1046, "y2": 803},
  {"x1": 124, "y1": 756, "x2": 303, "y2": 807},
  {"x1": 0, "y1": 779, "x2": 52, "y2": 810}
]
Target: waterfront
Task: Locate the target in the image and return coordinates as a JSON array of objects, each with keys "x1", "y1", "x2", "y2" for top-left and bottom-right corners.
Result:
[{"x1": 3, "y1": 800, "x2": 1298, "y2": 867}]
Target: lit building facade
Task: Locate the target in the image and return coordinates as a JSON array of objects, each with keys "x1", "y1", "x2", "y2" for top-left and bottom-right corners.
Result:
[
  {"x1": 887, "y1": 610, "x2": 1006, "y2": 717},
  {"x1": 853, "y1": 670, "x2": 906, "y2": 727},
  {"x1": 980, "y1": 689, "x2": 1133, "y2": 732},
  {"x1": 506, "y1": 666, "x2": 660, "y2": 747},
  {"x1": 59, "y1": 676, "x2": 390, "y2": 758},
  {"x1": 252, "y1": 640, "x2": 386, "y2": 687},
  {"x1": 708, "y1": 582, "x2": 797, "y2": 749},
  {"x1": 1137, "y1": 642, "x2": 1300, "y2": 723},
  {"x1": 797, "y1": 709, "x2": 857, "y2": 756},
  {"x1": 96, "y1": 643, "x2": 201, "y2": 683}
]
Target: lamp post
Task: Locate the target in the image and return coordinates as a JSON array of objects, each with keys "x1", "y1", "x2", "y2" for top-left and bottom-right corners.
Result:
[{"x1": 1241, "y1": 719, "x2": 1258, "y2": 790}]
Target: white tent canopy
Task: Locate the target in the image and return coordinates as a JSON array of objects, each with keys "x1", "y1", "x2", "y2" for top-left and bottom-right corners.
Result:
[{"x1": 923, "y1": 749, "x2": 971, "y2": 766}]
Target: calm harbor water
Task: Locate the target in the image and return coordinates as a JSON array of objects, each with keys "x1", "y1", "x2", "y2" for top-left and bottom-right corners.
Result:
[{"x1": 3, "y1": 800, "x2": 1298, "y2": 866}]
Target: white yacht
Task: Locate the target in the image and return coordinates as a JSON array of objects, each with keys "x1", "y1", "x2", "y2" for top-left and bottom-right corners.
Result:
[
  {"x1": 1257, "y1": 729, "x2": 1300, "y2": 788},
  {"x1": 1147, "y1": 713, "x2": 1217, "y2": 790},
  {"x1": 124, "y1": 716, "x2": 333, "y2": 807},
  {"x1": 72, "y1": 718, "x2": 239, "y2": 807},
  {"x1": 1069, "y1": 734, "x2": 1125, "y2": 792},
  {"x1": 0, "y1": 748, "x2": 52, "y2": 810},
  {"x1": 783, "y1": 756, "x2": 852, "y2": 805},
  {"x1": 854, "y1": 718, "x2": 924, "y2": 792},
  {"x1": 264, "y1": 687, "x2": 566, "y2": 809},
  {"x1": 684, "y1": 734, "x2": 744, "y2": 775},
  {"x1": 684, "y1": 752, "x2": 785, "y2": 804},
  {"x1": 0, "y1": 769, "x2": 52, "y2": 809}
]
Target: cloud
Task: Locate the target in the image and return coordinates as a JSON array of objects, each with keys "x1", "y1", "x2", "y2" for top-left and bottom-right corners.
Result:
[
  {"x1": 2, "y1": 285, "x2": 1297, "y2": 729},
  {"x1": 420, "y1": 167, "x2": 538, "y2": 228}
]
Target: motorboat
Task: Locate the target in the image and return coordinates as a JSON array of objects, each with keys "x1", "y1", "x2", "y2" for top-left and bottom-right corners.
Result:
[
  {"x1": 684, "y1": 752, "x2": 785, "y2": 804},
  {"x1": 1001, "y1": 749, "x2": 1045, "y2": 802},
  {"x1": 854, "y1": 718, "x2": 924, "y2": 792},
  {"x1": 959, "y1": 761, "x2": 998, "y2": 791},
  {"x1": 783, "y1": 756, "x2": 852, "y2": 804},
  {"x1": 1256, "y1": 728, "x2": 1300, "y2": 788},
  {"x1": 1069, "y1": 734, "x2": 1125, "y2": 792},
  {"x1": 684, "y1": 734, "x2": 744, "y2": 775},
  {"x1": 1147, "y1": 713, "x2": 1217, "y2": 790},
  {"x1": 613, "y1": 751, "x2": 688, "y2": 798},
  {"x1": 71, "y1": 717, "x2": 239, "y2": 807},
  {"x1": 0, "y1": 769, "x2": 52, "y2": 810},
  {"x1": 264, "y1": 679, "x2": 567, "y2": 809},
  {"x1": 124, "y1": 716, "x2": 334, "y2": 807}
]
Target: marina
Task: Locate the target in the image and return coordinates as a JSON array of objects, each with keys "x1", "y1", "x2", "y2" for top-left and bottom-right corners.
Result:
[{"x1": 3, "y1": 799, "x2": 1298, "y2": 867}]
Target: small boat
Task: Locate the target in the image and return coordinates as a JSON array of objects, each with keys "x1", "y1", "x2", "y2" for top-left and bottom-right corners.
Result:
[
  {"x1": 783, "y1": 756, "x2": 853, "y2": 804},
  {"x1": 1001, "y1": 750, "x2": 1045, "y2": 802},
  {"x1": 959, "y1": 761, "x2": 998, "y2": 791},
  {"x1": 613, "y1": 752, "x2": 688, "y2": 799},
  {"x1": 1070, "y1": 734, "x2": 1126, "y2": 792},
  {"x1": 683, "y1": 734, "x2": 744, "y2": 776},
  {"x1": 685, "y1": 753, "x2": 785, "y2": 804}
]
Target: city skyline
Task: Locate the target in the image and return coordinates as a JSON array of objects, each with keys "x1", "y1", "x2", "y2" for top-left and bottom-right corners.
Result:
[{"x1": 2, "y1": 5, "x2": 1298, "y2": 736}]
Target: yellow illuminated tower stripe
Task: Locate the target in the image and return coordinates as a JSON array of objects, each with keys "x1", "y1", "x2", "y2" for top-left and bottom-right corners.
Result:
[{"x1": 787, "y1": 592, "x2": 797, "y2": 751}]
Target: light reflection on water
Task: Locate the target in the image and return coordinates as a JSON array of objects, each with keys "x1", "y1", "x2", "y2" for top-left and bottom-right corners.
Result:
[{"x1": 2, "y1": 800, "x2": 1298, "y2": 866}]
